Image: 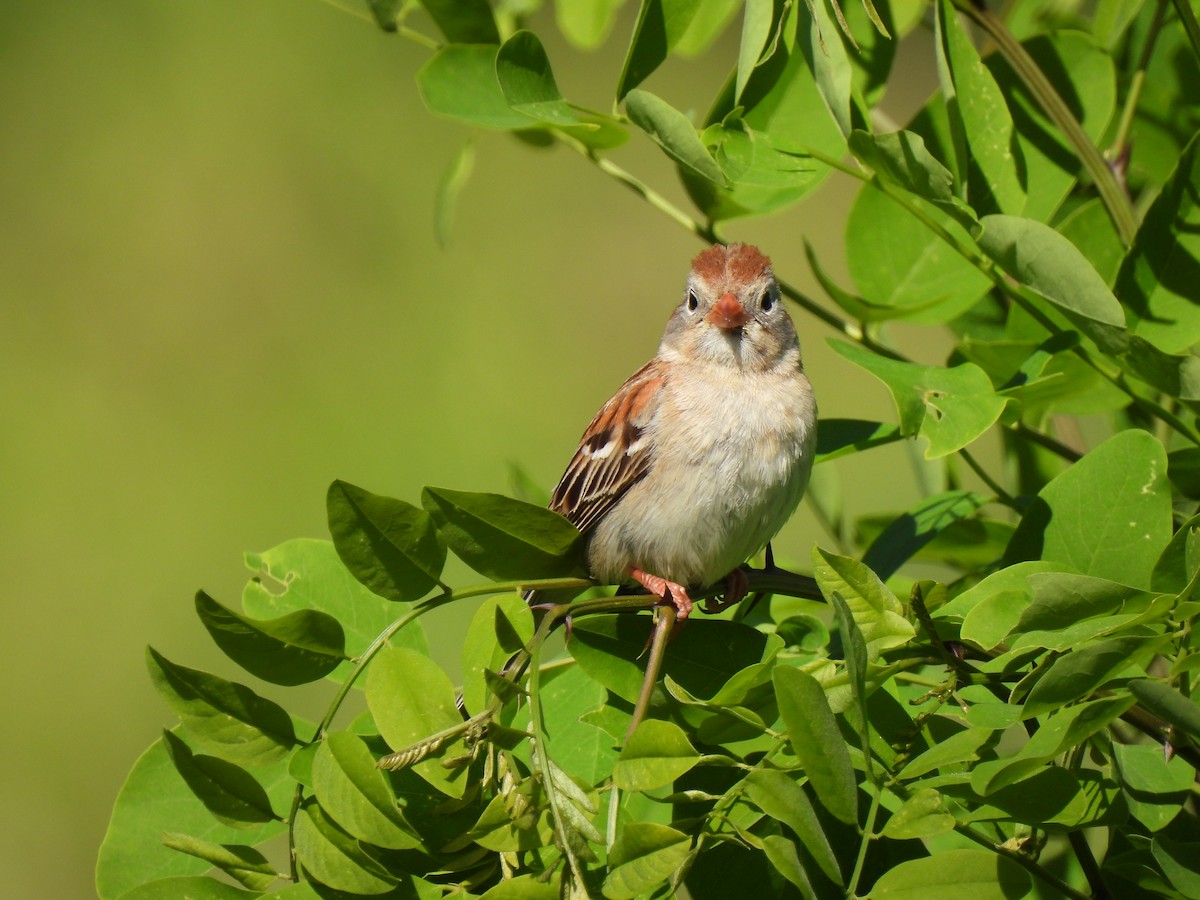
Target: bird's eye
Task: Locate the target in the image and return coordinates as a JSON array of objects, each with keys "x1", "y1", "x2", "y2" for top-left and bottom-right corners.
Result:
[
  {"x1": 686, "y1": 290, "x2": 700, "y2": 312},
  {"x1": 760, "y1": 288, "x2": 775, "y2": 312}
]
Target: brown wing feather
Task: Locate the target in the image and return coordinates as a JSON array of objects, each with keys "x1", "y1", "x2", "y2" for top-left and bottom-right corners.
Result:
[{"x1": 549, "y1": 359, "x2": 665, "y2": 536}]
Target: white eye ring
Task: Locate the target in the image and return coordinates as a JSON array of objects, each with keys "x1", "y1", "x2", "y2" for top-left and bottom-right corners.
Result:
[
  {"x1": 760, "y1": 288, "x2": 775, "y2": 312},
  {"x1": 686, "y1": 290, "x2": 700, "y2": 312}
]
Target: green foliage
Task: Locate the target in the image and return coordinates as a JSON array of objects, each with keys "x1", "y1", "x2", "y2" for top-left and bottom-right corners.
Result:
[{"x1": 100, "y1": 1, "x2": 1200, "y2": 898}]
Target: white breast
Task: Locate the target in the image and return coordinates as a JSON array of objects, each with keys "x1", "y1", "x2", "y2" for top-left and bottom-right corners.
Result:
[{"x1": 586, "y1": 360, "x2": 817, "y2": 588}]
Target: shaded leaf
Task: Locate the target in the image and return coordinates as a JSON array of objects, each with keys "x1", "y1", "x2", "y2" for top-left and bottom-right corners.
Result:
[
  {"x1": 159, "y1": 833, "x2": 277, "y2": 891},
  {"x1": 772, "y1": 666, "x2": 857, "y2": 824},
  {"x1": 1120, "y1": 132, "x2": 1200, "y2": 353},
  {"x1": 862, "y1": 491, "x2": 988, "y2": 580},
  {"x1": 848, "y1": 129, "x2": 976, "y2": 229},
  {"x1": 312, "y1": 731, "x2": 421, "y2": 850},
  {"x1": 327, "y1": 480, "x2": 444, "y2": 603},
  {"x1": 194, "y1": 592, "x2": 344, "y2": 686},
  {"x1": 460, "y1": 593, "x2": 535, "y2": 715},
  {"x1": 293, "y1": 800, "x2": 398, "y2": 895},
  {"x1": 760, "y1": 834, "x2": 816, "y2": 899},
  {"x1": 1128, "y1": 679, "x2": 1200, "y2": 743},
  {"x1": 96, "y1": 736, "x2": 288, "y2": 899},
  {"x1": 617, "y1": 0, "x2": 702, "y2": 99},
  {"x1": 243, "y1": 539, "x2": 428, "y2": 683},
  {"x1": 881, "y1": 788, "x2": 956, "y2": 839},
  {"x1": 417, "y1": 0, "x2": 499, "y2": 44},
  {"x1": 146, "y1": 647, "x2": 296, "y2": 767},
  {"x1": 160, "y1": 730, "x2": 277, "y2": 829},
  {"x1": 745, "y1": 769, "x2": 841, "y2": 884},
  {"x1": 626, "y1": 89, "x2": 726, "y2": 185},
  {"x1": 495, "y1": 31, "x2": 582, "y2": 126},
  {"x1": 422, "y1": 486, "x2": 584, "y2": 581},
  {"x1": 813, "y1": 418, "x2": 902, "y2": 461},
  {"x1": 1022, "y1": 635, "x2": 1165, "y2": 717}
]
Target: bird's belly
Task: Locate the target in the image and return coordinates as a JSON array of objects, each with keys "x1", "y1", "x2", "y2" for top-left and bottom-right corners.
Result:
[{"x1": 586, "y1": 400, "x2": 814, "y2": 588}]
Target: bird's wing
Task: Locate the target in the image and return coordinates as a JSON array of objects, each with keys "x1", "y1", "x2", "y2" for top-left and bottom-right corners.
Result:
[{"x1": 549, "y1": 358, "x2": 665, "y2": 536}]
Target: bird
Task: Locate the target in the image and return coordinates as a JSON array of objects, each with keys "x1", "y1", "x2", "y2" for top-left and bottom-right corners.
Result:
[{"x1": 537, "y1": 243, "x2": 817, "y2": 620}]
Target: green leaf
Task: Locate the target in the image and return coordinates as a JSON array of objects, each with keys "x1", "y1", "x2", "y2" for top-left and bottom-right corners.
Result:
[
  {"x1": 293, "y1": 800, "x2": 398, "y2": 895},
  {"x1": 881, "y1": 787, "x2": 956, "y2": 839},
  {"x1": 1011, "y1": 572, "x2": 1170, "y2": 651},
  {"x1": 365, "y1": 646, "x2": 469, "y2": 797},
  {"x1": 870, "y1": 848, "x2": 1031, "y2": 898},
  {"x1": 772, "y1": 666, "x2": 857, "y2": 824},
  {"x1": 936, "y1": 0, "x2": 1026, "y2": 215},
  {"x1": 812, "y1": 547, "x2": 915, "y2": 658},
  {"x1": 734, "y1": 0, "x2": 779, "y2": 101},
  {"x1": 194, "y1": 591, "x2": 344, "y2": 686},
  {"x1": 312, "y1": 732, "x2": 421, "y2": 850},
  {"x1": 862, "y1": 491, "x2": 989, "y2": 580},
  {"x1": 625, "y1": 89, "x2": 726, "y2": 186},
  {"x1": 495, "y1": 31, "x2": 582, "y2": 126},
  {"x1": 243, "y1": 539, "x2": 428, "y2": 683},
  {"x1": 848, "y1": 129, "x2": 976, "y2": 230},
  {"x1": 422, "y1": 486, "x2": 583, "y2": 580},
  {"x1": 146, "y1": 647, "x2": 296, "y2": 766},
  {"x1": 159, "y1": 833, "x2": 277, "y2": 891},
  {"x1": 327, "y1": 480, "x2": 444, "y2": 603},
  {"x1": 616, "y1": 0, "x2": 701, "y2": 99},
  {"x1": 602, "y1": 822, "x2": 691, "y2": 900},
  {"x1": 113, "y1": 877, "x2": 261, "y2": 899},
  {"x1": 570, "y1": 615, "x2": 775, "y2": 704},
  {"x1": 845, "y1": 182, "x2": 991, "y2": 323},
  {"x1": 160, "y1": 730, "x2": 278, "y2": 828},
  {"x1": 1058, "y1": 198, "x2": 1123, "y2": 285},
  {"x1": 417, "y1": 45, "x2": 540, "y2": 129},
  {"x1": 416, "y1": 0, "x2": 499, "y2": 44},
  {"x1": 1021, "y1": 635, "x2": 1164, "y2": 718},
  {"x1": 978, "y1": 214, "x2": 1127, "y2": 349},
  {"x1": 970, "y1": 695, "x2": 1136, "y2": 794},
  {"x1": 1005, "y1": 429, "x2": 1171, "y2": 588},
  {"x1": 985, "y1": 33, "x2": 1115, "y2": 223},
  {"x1": 745, "y1": 769, "x2": 842, "y2": 884},
  {"x1": 685, "y1": 11, "x2": 845, "y2": 220},
  {"x1": 1119, "y1": 132, "x2": 1200, "y2": 353},
  {"x1": 527, "y1": 663, "x2": 615, "y2": 786},
  {"x1": 460, "y1": 593, "x2": 535, "y2": 715},
  {"x1": 1152, "y1": 835, "x2": 1200, "y2": 899},
  {"x1": 897, "y1": 727, "x2": 993, "y2": 779},
  {"x1": 830, "y1": 342, "x2": 1006, "y2": 457},
  {"x1": 1128, "y1": 679, "x2": 1200, "y2": 742},
  {"x1": 1114, "y1": 742, "x2": 1194, "y2": 832},
  {"x1": 97, "y1": 736, "x2": 288, "y2": 899},
  {"x1": 613, "y1": 720, "x2": 700, "y2": 791},
  {"x1": 760, "y1": 835, "x2": 816, "y2": 899},
  {"x1": 802, "y1": 0, "x2": 853, "y2": 138},
  {"x1": 675, "y1": 0, "x2": 743, "y2": 56}
]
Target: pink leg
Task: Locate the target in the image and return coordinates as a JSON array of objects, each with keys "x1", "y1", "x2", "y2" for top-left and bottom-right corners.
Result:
[{"x1": 629, "y1": 567, "x2": 693, "y2": 620}]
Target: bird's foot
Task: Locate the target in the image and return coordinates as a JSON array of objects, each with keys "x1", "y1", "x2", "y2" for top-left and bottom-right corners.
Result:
[{"x1": 628, "y1": 566, "x2": 693, "y2": 620}]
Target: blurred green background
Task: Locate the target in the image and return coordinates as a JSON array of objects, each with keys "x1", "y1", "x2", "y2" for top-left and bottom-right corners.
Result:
[{"x1": 1, "y1": 1, "x2": 935, "y2": 894}]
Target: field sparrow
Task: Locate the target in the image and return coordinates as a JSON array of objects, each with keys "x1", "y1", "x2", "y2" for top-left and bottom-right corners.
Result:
[{"x1": 539, "y1": 243, "x2": 817, "y2": 619}]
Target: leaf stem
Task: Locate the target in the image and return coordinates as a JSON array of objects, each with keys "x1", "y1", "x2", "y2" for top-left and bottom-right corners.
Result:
[
  {"x1": 958, "y1": 446, "x2": 1019, "y2": 508},
  {"x1": 846, "y1": 784, "x2": 880, "y2": 898},
  {"x1": 1108, "y1": 1, "x2": 1168, "y2": 165},
  {"x1": 1171, "y1": 0, "x2": 1200, "y2": 63}
]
